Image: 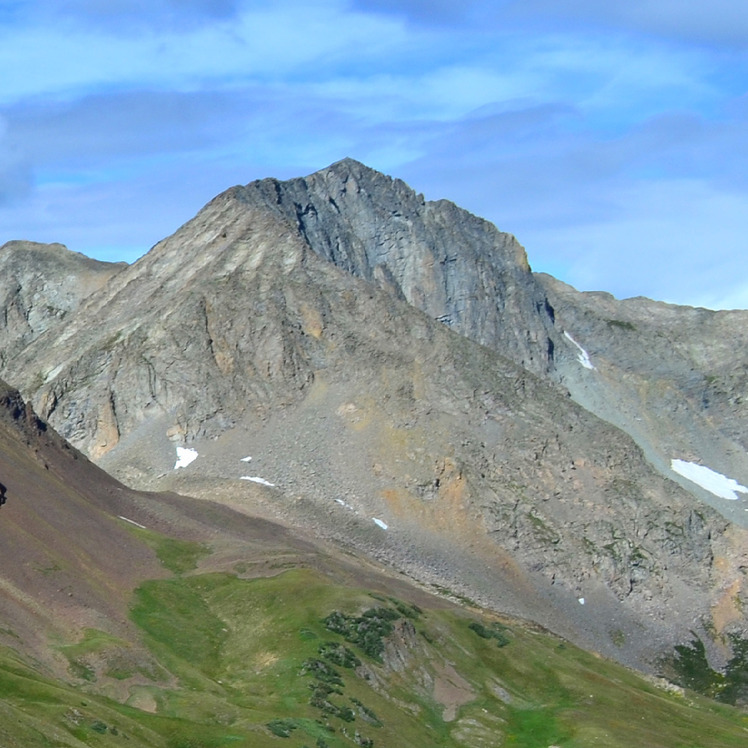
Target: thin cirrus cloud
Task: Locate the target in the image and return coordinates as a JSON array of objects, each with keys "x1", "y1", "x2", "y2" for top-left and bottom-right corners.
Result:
[
  {"x1": 0, "y1": 0, "x2": 746, "y2": 308},
  {"x1": 358, "y1": 0, "x2": 748, "y2": 47},
  {"x1": 398, "y1": 98, "x2": 748, "y2": 308},
  {"x1": 17, "y1": 0, "x2": 241, "y2": 30},
  {"x1": 513, "y1": 0, "x2": 748, "y2": 48}
]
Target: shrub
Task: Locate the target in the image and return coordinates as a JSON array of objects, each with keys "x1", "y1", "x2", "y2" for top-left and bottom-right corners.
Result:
[
  {"x1": 469, "y1": 620, "x2": 510, "y2": 647},
  {"x1": 319, "y1": 641, "x2": 361, "y2": 668},
  {"x1": 323, "y1": 608, "x2": 398, "y2": 662},
  {"x1": 266, "y1": 719, "x2": 298, "y2": 738}
]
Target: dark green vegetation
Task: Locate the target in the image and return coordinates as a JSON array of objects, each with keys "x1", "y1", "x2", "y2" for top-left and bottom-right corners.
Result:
[
  {"x1": 468, "y1": 620, "x2": 511, "y2": 647},
  {"x1": 3, "y1": 538, "x2": 748, "y2": 747},
  {"x1": 606, "y1": 318, "x2": 637, "y2": 331},
  {"x1": 323, "y1": 606, "x2": 402, "y2": 662},
  {"x1": 665, "y1": 632, "x2": 748, "y2": 705}
]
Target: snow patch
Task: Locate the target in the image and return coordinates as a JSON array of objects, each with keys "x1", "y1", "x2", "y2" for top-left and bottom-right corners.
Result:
[
  {"x1": 240, "y1": 456, "x2": 252, "y2": 463},
  {"x1": 118, "y1": 516, "x2": 146, "y2": 529},
  {"x1": 174, "y1": 447, "x2": 198, "y2": 470},
  {"x1": 373, "y1": 518, "x2": 388, "y2": 530},
  {"x1": 564, "y1": 331, "x2": 595, "y2": 370},
  {"x1": 240, "y1": 476, "x2": 275, "y2": 487},
  {"x1": 671, "y1": 459, "x2": 748, "y2": 501}
]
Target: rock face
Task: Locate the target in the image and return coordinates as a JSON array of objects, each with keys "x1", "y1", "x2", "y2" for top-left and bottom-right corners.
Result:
[
  {"x1": 538, "y1": 274, "x2": 748, "y2": 526},
  {"x1": 1, "y1": 159, "x2": 746, "y2": 671},
  {"x1": 238, "y1": 158, "x2": 559, "y2": 376},
  {"x1": 0, "y1": 240, "x2": 126, "y2": 370}
]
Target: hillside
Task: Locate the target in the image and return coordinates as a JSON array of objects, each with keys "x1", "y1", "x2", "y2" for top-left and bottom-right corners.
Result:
[
  {"x1": 0, "y1": 240, "x2": 125, "y2": 371},
  {"x1": 1, "y1": 383, "x2": 748, "y2": 746}
]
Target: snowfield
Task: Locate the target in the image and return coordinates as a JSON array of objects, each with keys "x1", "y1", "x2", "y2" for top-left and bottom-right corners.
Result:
[
  {"x1": 671, "y1": 459, "x2": 748, "y2": 501},
  {"x1": 240, "y1": 476, "x2": 276, "y2": 487},
  {"x1": 118, "y1": 516, "x2": 146, "y2": 529}
]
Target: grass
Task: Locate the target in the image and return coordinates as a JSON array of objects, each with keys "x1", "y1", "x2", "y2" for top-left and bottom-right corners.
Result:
[
  {"x1": 122, "y1": 523, "x2": 211, "y2": 575},
  {"x1": 3, "y1": 547, "x2": 748, "y2": 747},
  {"x1": 122, "y1": 567, "x2": 748, "y2": 748}
]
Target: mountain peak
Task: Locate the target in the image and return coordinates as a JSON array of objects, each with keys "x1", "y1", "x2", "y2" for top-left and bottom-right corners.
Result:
[
  {"x1": 0, "y1": 241, "x2": 127, "y2": 370},
  {"x1": 322, "y1": 155, "x2": 374, "y2": 174},
  {"x1": 235, "y1": 157, "x2": 554, "y2": 375},
  {"x1": 310, "y1": 157, "x2": 409, "y2": 195}
]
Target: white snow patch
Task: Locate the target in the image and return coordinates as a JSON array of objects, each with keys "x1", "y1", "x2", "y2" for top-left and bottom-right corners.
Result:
[
  {"x1": 118, "y1": 516, "x2": 146, "y2": 529},
  {"x1": 373, "y1": 518, "x2": 388, "y2": 530},
  {"x1": 240, "y1": 476, "x2": 275, "y2": 487},
  {"x1": 578, "y1": 597, "x2": 585, "y2": 605},
  {"x1": 240, "y1": 456, "x2": 252, "y2": 463},
  {"x1": 174, "y1": 447, "x2": 198, "y2": 470},
  {"x1": 564, "y1": 331, "x2": 595, "y2": 370},
  {"x1": 671, "y1": 459, "x2": 748, "y2": 501}
]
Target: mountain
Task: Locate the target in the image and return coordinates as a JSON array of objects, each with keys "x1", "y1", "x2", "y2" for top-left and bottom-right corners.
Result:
[
  {"x1": 537, "y1": 273, "x2": 748, "y2": 525},
  {"x1": 0, "y1": 240, "x2": 126, "y2": 371},
  {"x1": 1, "y1": 159, "x2": 747, "y2": 680},
  {"x1": 2, "y1": 382, "x2": 748, "y2": 747},
  {"x1": 237, "y1": 158, "x2": 559, "y2": 376}
]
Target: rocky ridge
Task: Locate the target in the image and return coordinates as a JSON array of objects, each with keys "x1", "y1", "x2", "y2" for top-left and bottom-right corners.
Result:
[
  {"x1": 0, "y1": 240, "x2": 126, "y2": 371},
  {"x1": 239, "y1": 158, "x2": 560, "y2": 376},
  {"x1": 539, "y1": 274, "x2": 748, "y2": 526}
]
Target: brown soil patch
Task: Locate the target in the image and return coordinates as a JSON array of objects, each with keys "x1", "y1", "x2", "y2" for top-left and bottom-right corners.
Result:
[{"x1": 433, "y1": 662, "x2": 475, "y2": 722}]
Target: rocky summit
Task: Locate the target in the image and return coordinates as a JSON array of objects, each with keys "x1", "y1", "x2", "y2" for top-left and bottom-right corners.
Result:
[{"x1": 2, "y1": 159, "x2": 747, "y2": 681}]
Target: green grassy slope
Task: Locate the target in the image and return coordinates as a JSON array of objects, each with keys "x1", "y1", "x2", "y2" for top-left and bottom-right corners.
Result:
[
  {"x1": 125, "y1": 566, "x2": 748, "y2": 748},
  {"x1": 7, "y1": 540, "x2": 747, "y2": 748}
]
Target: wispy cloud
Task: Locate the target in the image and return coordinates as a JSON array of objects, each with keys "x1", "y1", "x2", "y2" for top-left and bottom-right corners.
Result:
[
  {"x1": 0, "y1": 0, "x2": 746, "y2": 307},
  {"x1": 0, "y1": 116, "x2": 32, "y2": 205}
]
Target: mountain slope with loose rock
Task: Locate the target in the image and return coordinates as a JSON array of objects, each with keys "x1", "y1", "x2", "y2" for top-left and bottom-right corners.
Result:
[{"x1": 0, "y1": 240, "x2": 125, "y2": 371}]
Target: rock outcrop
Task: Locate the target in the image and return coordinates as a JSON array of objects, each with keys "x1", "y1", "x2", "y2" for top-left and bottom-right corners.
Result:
[
  {"x1": 538, "y1": 274, "x2": 748, "y2": 526},
  {"x1": 240, "y1": 158, "x2": 559, "y2": 376},
  {"x1": 0, "y1": 240, "x2": 126, "y2": 370}
]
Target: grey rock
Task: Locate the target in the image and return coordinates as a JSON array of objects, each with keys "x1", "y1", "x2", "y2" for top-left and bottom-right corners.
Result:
[
  {"x1": 0, "y1": 240, "x2": 125, "y2": 370},
  {"x1": 240, "y1": 158, "x2": 559, "y2": 376},
  {"x1": 538, "y1": 273, "x2": 748, "y2": 526}
]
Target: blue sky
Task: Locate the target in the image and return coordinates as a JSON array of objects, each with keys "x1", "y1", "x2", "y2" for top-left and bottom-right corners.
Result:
[{"x1": 1, "y1": 0, "x2": 747, "y2": 308}]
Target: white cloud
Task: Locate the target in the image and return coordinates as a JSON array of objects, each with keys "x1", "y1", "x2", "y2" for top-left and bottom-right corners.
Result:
[
  {"x1": 0, "y1": 2, "x2": 407, "y2": 104},
  {"x1": 0, "y1": 0, "x2": 746, "y2": 308}
]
